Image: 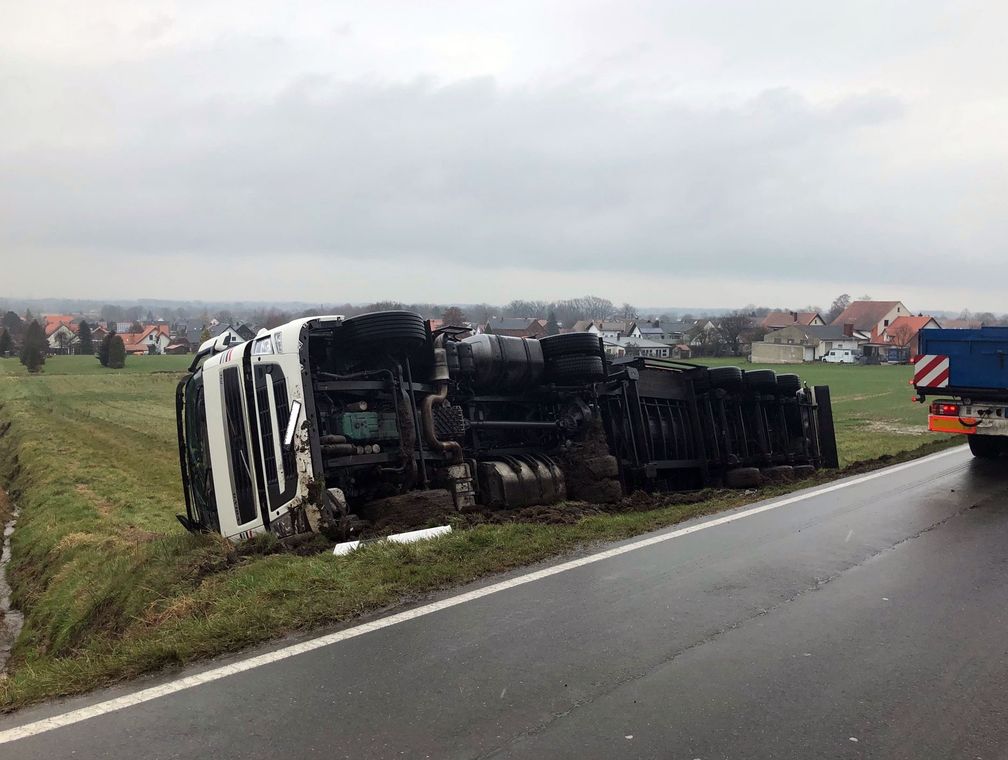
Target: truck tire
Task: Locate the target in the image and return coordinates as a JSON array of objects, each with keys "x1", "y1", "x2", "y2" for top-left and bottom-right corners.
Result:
[
  {"x1": 545, "y1": 354, "x2": 605, "y2": 383},
  {"x1": 968, "y1": 434, "x2": 1004, "y2": 459},
  {"x1": 539, "y1": 333, "x2": 602, "y2": 359},
  {"x1": 724, "y1": 467, "x2": 762, "y2": 488},
  {"x1": 776, "y1": 373, "x2": 802, "y2": 394},
  {"x1": 744, "y1": 369, "x2": 777, "y2": 391},
  {"x1": 341, "y1": 311, "x2": 427, "y2": 354},
  {"x1": 708, "y1": 366, "x2": 744, "y2": 391},
  {"x1": 761, "y1": 465, "x2": 794, "y2": 482},
  {"x1": 792, "y1": 464, "x2": 816, "y2": 479}
]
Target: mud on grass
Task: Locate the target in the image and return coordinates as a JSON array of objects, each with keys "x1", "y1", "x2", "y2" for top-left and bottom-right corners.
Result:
[{"x1": 0, "y1": 361, "x2": 958, "y2": 711}]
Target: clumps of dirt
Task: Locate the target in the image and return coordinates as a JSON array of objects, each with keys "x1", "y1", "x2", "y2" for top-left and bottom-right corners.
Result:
[
  {"x1": 554, "y1": 419, "x2": 623, "y2": 504},
  {"x1": 357, "y1": 489, "x2": 457, "y2": 536},
  {"x1": 464, "y1": 502, "x2": 608, "y2": 526}
]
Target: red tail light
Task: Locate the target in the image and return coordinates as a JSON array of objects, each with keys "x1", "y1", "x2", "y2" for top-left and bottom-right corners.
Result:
[{"x1": 930, "y1": 402, "x2": 959, "y2": 416}]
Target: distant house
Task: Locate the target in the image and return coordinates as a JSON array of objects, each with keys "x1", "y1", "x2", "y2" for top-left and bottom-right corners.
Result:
[
  {"x1": 207, "y1": 323, "x2": 245, "y2": 347},
  {"x1": 626, "y1": 320, "x2": 682, "y2": 344},
  {"x1": 569, "y1": 320, "x2": 628, "y2": 339},
  {"x1": 165, "y1": 337, "x2": 192, "y2": 355},
  {"x1": 234, "y1": 323, "x2": 257, "y2": 342},
  {"x1": 44, "y1": 319, "x2": 79, "y2": 355},
  {"x1": 603, "y1": 336, "x2": 671, "y2": 359},
  {"x1": 881, "y1": 315, "x2": 942, "y2": 362},
  {"x1": 753, "y1": 324, "x2": 863, "y2": 363},
  {"x1": 830, "y1": 300, "x2": 912, "y2": 358},
  {"x1": 686, "y1": 320, "x2": 720, "y2": 347},
  {"x1": 759, "y1": 311, "x2": 826, "y2": 330},
  {"x1": 117, "y1": 325, "x2": 171, "y2": 355},
  {"x1": 482, "y1": 318, "x2": 548, "y2": 338},
  {"x1": 89, "y1": 324, "x2": 109, "y2": 350}
]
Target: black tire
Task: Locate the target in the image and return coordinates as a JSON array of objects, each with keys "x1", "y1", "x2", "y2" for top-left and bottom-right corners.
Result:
[
  {"x1": 776, "y1": 373, "x2": 802, "y2": 393},
  {"x1": 761, "y1": 465, "x2": 794, "y2": 482},
  {"x1": 745, "y1": 369, "x2": 778, "y2": 391},
  {"x1": 539, "y1": 333, "x2": 602, "y2": 359},
  {"x1": 341, "y1": 311, "x2": 427, "y2": 355},
  {"x1": 708, "y1": 366, "x2": 744, "y2": 390},
  {"x1": 724, "y1": 467, "x2": 762, "y2": 488},
  {"x1": 792, "y1": 464, "x2": 816, "y2": 479},
  {"x1": 968, "y1": 435, "x2": 1004, "y2": 459},
  {"x1": 546, "y1": 354, "x2": 605, "y2": 383}
]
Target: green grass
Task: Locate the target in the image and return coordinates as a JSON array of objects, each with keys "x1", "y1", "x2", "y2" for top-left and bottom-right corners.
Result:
[
  {"x1": 0, "y1": 355, "x2": 953, "y2": 710},
  {"x1": 0, "y1": 354, "x2": 192, "y2": 376}
]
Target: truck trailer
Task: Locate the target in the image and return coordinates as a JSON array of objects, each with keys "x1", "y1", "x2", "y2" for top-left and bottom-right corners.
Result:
[
  {"x1": 913, "y1": 326, "x2": 1008, "y2": 458},
  {"x1": 176, "y1": 311, "x2": 838, "y2": 542}
]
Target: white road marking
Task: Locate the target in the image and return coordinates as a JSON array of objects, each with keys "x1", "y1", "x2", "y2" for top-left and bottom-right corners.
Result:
[{"x1": 0, "y1": 446, "x2": 967, "y2": 745}]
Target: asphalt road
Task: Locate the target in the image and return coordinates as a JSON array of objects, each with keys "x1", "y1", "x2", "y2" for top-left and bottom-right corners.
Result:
[{"x1": 3, "y1": 445, "x2": 1008, "y2": 759}]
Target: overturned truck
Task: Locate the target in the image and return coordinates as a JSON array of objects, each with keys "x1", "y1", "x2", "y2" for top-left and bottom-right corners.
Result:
[{"x1": 176, "y1": 311, "x2": 838, "y2": 542}]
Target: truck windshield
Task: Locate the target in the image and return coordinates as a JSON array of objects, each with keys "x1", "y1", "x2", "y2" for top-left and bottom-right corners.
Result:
[{"x1": 182, "y1": 371, "x2": 218, "y2": 532}]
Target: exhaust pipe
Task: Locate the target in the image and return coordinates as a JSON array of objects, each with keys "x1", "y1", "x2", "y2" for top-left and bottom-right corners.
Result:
[{"x1": 420, "y1": 347, "x2": 463, "y2": 463}]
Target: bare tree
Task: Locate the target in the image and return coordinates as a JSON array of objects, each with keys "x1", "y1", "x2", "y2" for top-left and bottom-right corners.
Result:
[
  {"x1": 580, "y1": 295, "x2": 614, "y2": 320},
  {"x1": 887, "y1": 322, "x2": 915, "y2": 348},
  {"x1": 619, "y1": 302, "x2": 637, "y2": 320},
  {"x1": 827, "y1": 293, "x2": 851, "y2": 322},
  {"x1": 717, "y1": 311, "x2": 757, "y2": 356},
  {"x1": 503, "y1": 300, "x2": 547, "y2": 318},
  {"x1": 442, "y1": 306, "x2": 466, "y2": 325}
]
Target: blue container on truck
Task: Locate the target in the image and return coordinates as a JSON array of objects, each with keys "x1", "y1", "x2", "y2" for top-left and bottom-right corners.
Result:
[{"x1": 913, "y1": 326, "x2": 1008, "y2": 458}]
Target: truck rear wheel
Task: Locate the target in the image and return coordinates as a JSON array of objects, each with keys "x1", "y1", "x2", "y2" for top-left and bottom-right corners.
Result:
[
  {"x1": 744, "y1": 369, "x2": 777, "y2": 392},
  {"x1": 545, "y1": 354, "x2": 605, "y2": 383},
  {"x1": 341, "y1": 311, "x2": 428, "y2": 355},
  {"x1": 539, "y1": 333, "x2": 603, "y2": 359},
  {"x1": 968, "y1": 435, "x2": 1004, "y2": 459}
]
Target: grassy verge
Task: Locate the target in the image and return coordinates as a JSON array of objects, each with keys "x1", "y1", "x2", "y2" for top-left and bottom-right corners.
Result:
[{"x1": 0, "y1": 356, "x2": 954, "y2": 710}]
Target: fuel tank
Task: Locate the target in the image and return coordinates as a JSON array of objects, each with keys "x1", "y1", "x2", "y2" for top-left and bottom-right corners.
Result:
[{"x1": 459, "y1": 334, "x2": 545, "y2": 392}]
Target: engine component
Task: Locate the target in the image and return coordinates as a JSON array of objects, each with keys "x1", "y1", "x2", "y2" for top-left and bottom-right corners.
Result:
[
  {"x1": 338, "y1": 411, "x2": 398, "y2": 440},
  {"x1": 433, "y1": 403, "x2": 466, "y2": 440}
]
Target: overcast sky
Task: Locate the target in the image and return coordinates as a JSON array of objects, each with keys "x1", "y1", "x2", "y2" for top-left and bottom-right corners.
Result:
[{"x1": 2, "y1": 1, "x2": 1006, "y2": 312}]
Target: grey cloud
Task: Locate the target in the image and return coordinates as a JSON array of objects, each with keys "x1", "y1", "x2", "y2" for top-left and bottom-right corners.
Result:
[{"x1": 2, "y1": 74, "x2": 919, "y2": 281}]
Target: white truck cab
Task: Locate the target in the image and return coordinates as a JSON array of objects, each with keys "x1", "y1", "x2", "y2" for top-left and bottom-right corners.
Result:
[{"x1": 178, "y1": 317, "x2": 343, "y2": 540}]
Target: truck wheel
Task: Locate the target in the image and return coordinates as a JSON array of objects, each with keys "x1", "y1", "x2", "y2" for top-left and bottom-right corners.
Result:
[
  {"x1": 761, "y1": 465, "x2": 794, "y2": 482},
  {"x1": 744, "y1": 369, "x2": 777, "y2": 391},
  {"x1": 539, "y1": 333, "x2": 602, "y2": 359},
  {"x1": 707, "y1": 366, "x2": 744, "y2": 391},
  {"x1": 724, "y1": 467, "x2": 762, "y2": 488},
  {"x1": 792, "y1": 464, "x2": 816, "y2": 479},
  {"x1": 546, "y1": 354, "x2": 605, "y2": 383},
  {"x1": 968, "y1": 435, "x2": 1004, "y2": 459},
  {"x1": 775, "y1": 373, "x2": 802, "y2": 394},
  {"x1": 341, "y1": 311, "x2": 427, "y2": 354}
]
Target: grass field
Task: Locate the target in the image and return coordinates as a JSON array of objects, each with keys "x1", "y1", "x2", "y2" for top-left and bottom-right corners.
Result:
[{"x1": 0, "y1": 355, "x2": 953, "y2": 709}]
